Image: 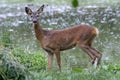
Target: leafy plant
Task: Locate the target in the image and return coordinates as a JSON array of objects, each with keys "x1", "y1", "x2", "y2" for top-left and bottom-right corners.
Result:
[
  {"x1": 0, "y1": 49, "x2": 26, "y2": 80},
  {"x1": 12, "y1": 48, "x2": 47, "y2": 71},
  {"x1": 1, "y1": 30, "x2": 12, "y2": 48},
  {"x1": 0, "y1": 47, "x2": 47, "y2": 80},
  {"x1": 72, "y1": 0, "x2": 79, "y2": 8}
]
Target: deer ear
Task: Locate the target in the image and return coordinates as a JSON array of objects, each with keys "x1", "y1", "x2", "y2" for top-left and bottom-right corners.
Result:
[
  {"x1": 25, "y1": 7, "x2": 32, "y2": 15},
  {"x1": 37, "y1": 5, "x2": 45, "y2": 14}
]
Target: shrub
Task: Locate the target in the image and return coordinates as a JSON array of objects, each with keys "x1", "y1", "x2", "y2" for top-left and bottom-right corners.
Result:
[
  {"x1": 0, "y1": 49, "x2": 26, "y2": 80},
  {"x1": 0, "y1": 47, "x2": 47, "y2": 80},
  {"x1": 12, "y1": 48, "x2": 47, "y2": 71}
]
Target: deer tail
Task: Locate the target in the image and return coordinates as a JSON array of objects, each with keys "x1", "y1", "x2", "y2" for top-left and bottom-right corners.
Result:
[{"x1": 92, "y1": 27, "x2": 99, "y2": 36}]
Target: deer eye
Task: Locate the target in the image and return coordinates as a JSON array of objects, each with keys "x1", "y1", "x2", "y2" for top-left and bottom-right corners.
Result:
[{"x1": 37, "y1": 15, "x2": 39, "y2": 17}]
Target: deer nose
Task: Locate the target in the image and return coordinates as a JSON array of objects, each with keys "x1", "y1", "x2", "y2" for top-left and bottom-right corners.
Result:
[
  {"x1": 33, "y1": 21, "x2": 37, "y2": 23},
  {"x1": 32, "y1": 17, "x2": 37, "y2": 23}
]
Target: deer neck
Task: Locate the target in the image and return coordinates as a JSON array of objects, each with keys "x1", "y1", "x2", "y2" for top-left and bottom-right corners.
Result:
[{"x1": 33, "y1": 21, "x2": 44, "y2": 42}]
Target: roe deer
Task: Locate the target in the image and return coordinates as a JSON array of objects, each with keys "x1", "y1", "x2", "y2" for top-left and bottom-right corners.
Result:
[{"x1": 25, "y1": 5, "x2": 102, "y2": 71}]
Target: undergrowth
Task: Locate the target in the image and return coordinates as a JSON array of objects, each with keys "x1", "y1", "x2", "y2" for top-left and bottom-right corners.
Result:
[
  {"x1": 0, "y1": 47, "x2": 47, "y2": 80},
  {"x1": 1, "y1": 47, "x2": 120, "y2": 80}
]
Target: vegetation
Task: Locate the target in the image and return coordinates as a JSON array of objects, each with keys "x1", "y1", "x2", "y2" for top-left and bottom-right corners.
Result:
[
  {"x1": 0, "y1": 0, "x2": 120, "y2": 6},
  {"x1": 1, "y1": 48, "x2": 120, "y2": 80},
  {"x1": 0, "y1": 47, "x2": 46, "y2": 80},
  {"x1": 0, "y1": 0, "x2": 120, "y2": 80}
]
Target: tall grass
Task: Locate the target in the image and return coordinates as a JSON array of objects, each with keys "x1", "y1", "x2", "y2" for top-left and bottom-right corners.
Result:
[{"x1": 0, "y1": 47, "x2": 47, "y2": 80}]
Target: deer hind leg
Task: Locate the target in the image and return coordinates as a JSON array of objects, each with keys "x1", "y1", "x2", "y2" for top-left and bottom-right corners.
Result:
[
  {"x1": 78, "y1": 44, "x2": 96, "y2": 65},
  {"x1": 54, "y1": 49, "x2": 61, "y2": 71},
  {"x1": 88, "y1": 46, "x2": 102, "y2": 65},
  {"x1": 86, "y1": 35, "x2": 102, "y2": 65}
]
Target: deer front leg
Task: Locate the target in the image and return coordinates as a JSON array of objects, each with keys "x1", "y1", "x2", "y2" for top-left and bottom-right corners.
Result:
[
  {"x1": 47, "y1": 53, "x2": 54, "y2": 71},
  {"x1": 54, "y1": 49, "x2": 61, "y2": 71}
]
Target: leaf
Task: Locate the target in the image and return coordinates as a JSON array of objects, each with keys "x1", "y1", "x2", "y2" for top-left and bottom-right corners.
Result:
[
  {"x1": 73, "y1": 67, "x2": 83, "y2": 72},
  {"x1": 72, "y1": 0, "x2": 79, "y2": 8}
]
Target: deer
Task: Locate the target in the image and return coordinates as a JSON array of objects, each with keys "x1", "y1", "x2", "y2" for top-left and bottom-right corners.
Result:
[{"x1": 25, "y1": 5, "x2": 102, "y2": 71}]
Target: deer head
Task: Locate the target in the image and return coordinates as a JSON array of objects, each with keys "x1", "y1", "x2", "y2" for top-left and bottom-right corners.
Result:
[{"x1": 25, "y1": 5, "x2": 44, "y2": 23}]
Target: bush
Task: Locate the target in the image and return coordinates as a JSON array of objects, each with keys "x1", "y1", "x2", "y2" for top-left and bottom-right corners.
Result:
[
  {"x1": 0, "y1": 47, "x2": 47, "y2": 80},
  {"x1": 12, "y1": 48, "x2": 47, "y2": 71},
  {"x1": 0, "y1": 49, "x2": 26, "y2": 80}
]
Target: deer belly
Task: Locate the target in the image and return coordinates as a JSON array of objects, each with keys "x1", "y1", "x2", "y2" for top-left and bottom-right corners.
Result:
[
  {"x1": 59, "y1": 41, "x2": 76, "y2": 51},
  {"x1": 60, "y1": 44, "x2": 76, "y2": 51}
]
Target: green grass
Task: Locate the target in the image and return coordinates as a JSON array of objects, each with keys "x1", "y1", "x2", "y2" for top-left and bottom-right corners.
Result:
[
  {"x1": 12, "y1": 48, "x2": 47, "y2": 71},
  {"x1": 1, "y1": 47, "x2": 120, "y2": 80},
  {"x1": 28, "y1": 66, "x2": 120, "y2": 80},
  {"x1": 0, "y1": 0, "x2": 120, "y2": 6},
  {"x1": 0, "y1": 47, "x2": 47, "y2": 79}
]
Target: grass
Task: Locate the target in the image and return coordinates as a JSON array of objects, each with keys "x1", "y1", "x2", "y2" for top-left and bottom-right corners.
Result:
[
  {"x1": 0, "y1": 0, "x2": 120, "y2": 6},
  {"x1": 0, "y1": 47, "x2": 47, "y2": 80},
  {"x1": 1, "y1": 46, "x2": 120, "y2": 80},
  {"x1": 12, "y1": 48, "x2": 47, "y2": 71},
  {"x1": 27, "y1": 66, "x2": 120, "y2": 80}
]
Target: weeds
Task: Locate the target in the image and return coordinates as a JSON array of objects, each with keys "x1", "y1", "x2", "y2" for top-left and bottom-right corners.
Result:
[
  {"x1": 0, "y1": 47, "x2": 47, "y2": 80},
  {"x1": 0, "y1": 49, "x2": 26, "y2": 80}
]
